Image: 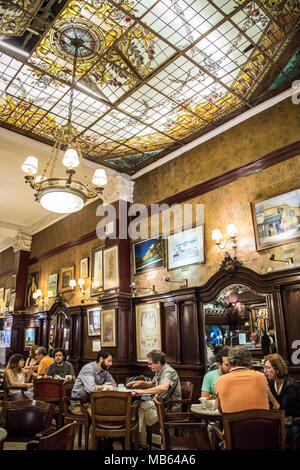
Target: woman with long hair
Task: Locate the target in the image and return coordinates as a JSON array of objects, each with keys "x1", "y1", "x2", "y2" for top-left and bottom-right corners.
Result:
[
  {"x1": 5, "y1": 353, "x2": 33, "y2": 400},
  {"x1": 24, "y1": 345, "x2": 39, "y2": 372}
]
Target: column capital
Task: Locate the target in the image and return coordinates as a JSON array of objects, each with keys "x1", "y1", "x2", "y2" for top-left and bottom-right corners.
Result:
[{"x1": 12, "y1": 231, "x2": 32, "y2": 253}]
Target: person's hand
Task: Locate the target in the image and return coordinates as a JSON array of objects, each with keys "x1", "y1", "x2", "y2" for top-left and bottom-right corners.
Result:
[
  {"x1": 131, "y1": 389, "x2": 145, "y2": 396},
  {"x1": 126, "y1": 380, "x2": 142, "y2": 388},
  {"x1": 97, "y1": 385, "x2": 103, "y2": 391},
  {"x1": 27, "y1": 383, "x2": 33, "y2": 389}
]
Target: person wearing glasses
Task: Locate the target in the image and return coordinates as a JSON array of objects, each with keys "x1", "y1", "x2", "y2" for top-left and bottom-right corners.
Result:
[{"x1": 126, "y1": 349, "x2": 181, "y2": 449}]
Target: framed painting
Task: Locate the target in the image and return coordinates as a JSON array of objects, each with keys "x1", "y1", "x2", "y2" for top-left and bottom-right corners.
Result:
[
  {"x1": 87, "y1": 307, "x2": 101, "y2": 336},
  {"x1": 133, "y1": 236, "x2": 164, "y2": 274},
  {"x1": 0, "y1": 287, "x2": 4, "y2": 302},
  {"x1": 251, "y1": 188, "x2": 300, "y2": 251},
  {"x1": 25, "y1": 272, "x2": 39, "y2": 307},
  {"x1": 101, "y1": 309, "x2": 116, "y2": 347},
  {"x1": 8, "y1": 292, "x2": 15, "y2": 313},
  {"x1": 4, "y1": 288, "x2": 11, "y2": 312},
  {"x1": 167, "y1": 225, "x2": 205, "y2": 270},
  {"x1": 103, "y1": 246, "x2": 119, "y2": 291},
  {"x1": 48, "y1": 273, "x2": 58, "y2": 298},
  {"x1": 24, "y1": 328, "x2": 35, "y2": 349},
  {"x1": 5, "y1": 327, "x2": 11, "y2": 348},
  {"x1": 80, "y1": 257, "x2": 89, "y2": 279},
  {"x1": 91, "y1": 246, "x2": 103, "y2": 296},
  {"x1": 59, "y1": 266, "x2": 74, "y2": 293},
  {"x1": 135, "y1": 302, "x2": 161, "y2": 362},
  {"x1": 11, "y1": 274, "x2": 17, "y2": 292},
  {"x1": 92, "y1": 340, "x2": 101, "y2": 352}
]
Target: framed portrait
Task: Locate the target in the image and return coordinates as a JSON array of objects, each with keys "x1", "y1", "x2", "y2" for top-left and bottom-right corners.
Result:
[
  {"x1": 48, "y1": 273, "x2": 58, "y2": 298},
  {"x1": 251, "y1": 188, "x2": 300, "y2": 251},
  {"x1": 24, "y1": 328, "x2": 35, "y2": 349},
  {"x1": 135, "y1": 302, "x2": 161, "y2": 362},
  {"x1": 167, "y1": 225, "x2": 205, "y2": 270},
  {"x1": 91, "y1": 246, "x2": 103, "y2": 296},
  {"x1": 11, "y1": 274, "x2": 17, "y2": 292},
  {"x1": 8, "y1": 292, "x2": 15, "y2": 313},
  {"x1": 0, "y1": 287, "x2": 4, "y2": 302},
  {"x1": 80, "y1": 257, "x2": 89, "y2": 279},
  {"x1": 59, "y1": 266, "x2": 74, "y2": 293},
  {"x1": 133, "y1": 236, "x2": 164, "y2": 274},
  {"x1": 103, "y1": 246, "x2": 119, "y2": 290},
  {"x1": 101, "y1": 309, "x2": 116, "y2": 347},
  {"x1": 87, "y1": 307, "x2": 101, "y2": 336},
  {"x1": 92, "y1": 340, "x2": 101, "y2": 352},
  {"x1": 4, "y1": 288, "x2": 10, "y2": 312},
  {"x1": 25, "y1": 272, "x2": 39, "y2": 307},
  {"x1": 5, "y1": 327, "x2": 11, "y2": 348}
]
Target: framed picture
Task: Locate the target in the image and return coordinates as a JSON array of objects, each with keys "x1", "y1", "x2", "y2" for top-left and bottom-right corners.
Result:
[
  {"x1": 0, "y1": 287, "x2": 4, "y2": 302},
  {"x1": 101, "y1": 309, "x2": 116, "y2": 347},
  {"x1": 11, "y1": 274, "x2": 17, "y2": 292},
  {"x1": 8, "y1": 292, "x2": 15, "y2": 313},
  {"x1": 91, "y1": 246, "x2": 103, "y2": 296},
  {"x1": 59, "y1": 266, "x2": 74, "y2": 293},
  {"x1": 80, "y1": 257, "x2": 89, "y2": 279},
  {"x1": 25, "y1": 272, "x2": 39, "y2": 307},
  {"x1": 251, "y1": 188, "x2": 300, "y2": 251},
  {"x1": 87, "y1": 307, "x2": 101, "y2": 336},
  {"x1": 24, "y1": 328, "x2": 35, "y2": 349},
  {"x1": 135, "y1": 302, "x2": 161, "y2": 362},
  {"x1": 133, "y1": 236, "x2": 164, "y2": 274},
  {"x1": 103, "y1": 246, "x2": 119, "y2": 290},
  {"x1": 0, "y1": 330, "x2": 4, "y2": 347},
  {"x1": 5, "y1": 327, "x2": 11, "y2": 348},
  {"x1": 4, "y1": 288, "x2": 10, "y2": 312},
  {"x1": 167, "y1": 225, "x2": 205, "y2": 270},
  {"x1": 48, "y1": 273, "x2": 58, "y2": 298},
  {"x1": 92, "y1": 340, "x2": 101, "y2": 352}
]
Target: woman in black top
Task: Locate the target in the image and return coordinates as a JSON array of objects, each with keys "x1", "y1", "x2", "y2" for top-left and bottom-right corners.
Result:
[{"x1": 264, "y1": 353, "x2": 300, "y2": 446}]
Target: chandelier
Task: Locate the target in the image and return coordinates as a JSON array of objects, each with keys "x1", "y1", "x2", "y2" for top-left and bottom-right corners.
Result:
[{"x1": 21, "y1": 37, "x2": 107, "y2": 214}]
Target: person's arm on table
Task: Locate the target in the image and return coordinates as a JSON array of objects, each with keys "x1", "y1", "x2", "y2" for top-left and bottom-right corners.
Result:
[
  {"x1": 132, "y1": 382, "x2": 169, "y2": 396},
  {"x1": 126, "y1": 380, "x2": 153, "y2": 389}
]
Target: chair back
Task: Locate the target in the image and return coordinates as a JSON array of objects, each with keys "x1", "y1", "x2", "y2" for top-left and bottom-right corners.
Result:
[
  {"x1": 2, "y1": 399, "x2": 54, "y2": 439},
  {"x1": 223, "y1": 409, "x2": 286, "y2": 450},
  {"x1": 33, "y1": 377, "x2": 64, "y2": 403},
  {"x1": 180, "y1": 381, "x2": 193, "y2": 411},
  {"x1": 38, "y1": 422, "x2": 77, "y2": 450},
  {"x1": 154, "y1": 396, "x2": 168, "y2": 450},
  {"x1": 90, "y1": 391, "x2": 132, "y2": 428}
]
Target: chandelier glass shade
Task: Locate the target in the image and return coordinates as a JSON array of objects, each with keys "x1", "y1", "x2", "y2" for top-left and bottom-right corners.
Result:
[{"x1": 21, "y1": 36, "x2": 106, "y2": 214}]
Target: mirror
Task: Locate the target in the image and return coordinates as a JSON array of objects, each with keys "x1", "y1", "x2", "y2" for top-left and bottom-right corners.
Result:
[
  {"x1": 48, "y1": 310, "x2": 70, "y2": 355},
  {"x1": 204, "y1": 284, "x2": 277, "y2": 364}
]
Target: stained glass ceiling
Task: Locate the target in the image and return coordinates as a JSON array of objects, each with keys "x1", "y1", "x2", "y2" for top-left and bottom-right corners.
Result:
[{"x1": 0, "y1": 0, "x2": 299, "y2": 175}]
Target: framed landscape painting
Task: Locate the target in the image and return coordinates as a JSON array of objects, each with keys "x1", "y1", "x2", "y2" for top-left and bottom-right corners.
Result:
[
  {"x1": 103, "y1": 246, "x2": 119, "y2": 291},
  {"x1": 101, "y1": 309, "x2": 116, "y2": 347},
  {"x1": 133, "y1": 236, "x2": 164, "y2": 274},
  {"x1": 59, "y1": 267, "x2": 74, "y2": 292},
  {"x1": 251, "y1": 188, "x2": 300, "y2": 251},
  {"x1": 48, "y1": 273, "x2": 58, "y2": 298},
  {"x1": 167, "y1": 225, "x2": 204, "y2": 270},
  {"x1": 87, "y1": 307, "x2": 101, "y2": 336},
  {"x1": 91, "y1": 246, "x2": 103, "y2": 296},
  {"x1": 135, "y1": 302, "x2": 161, "y2": 362},
  {"x1": 24, "y1": 328, "x2": 35, "y2": 349}
]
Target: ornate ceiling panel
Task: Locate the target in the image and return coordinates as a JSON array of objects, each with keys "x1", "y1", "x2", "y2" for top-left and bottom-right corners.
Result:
[{"x1": 0, "y1": 0, "x2": 299, "y2": 175}]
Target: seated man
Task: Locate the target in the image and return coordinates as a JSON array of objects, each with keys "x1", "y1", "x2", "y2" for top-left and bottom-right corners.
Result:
[
  {"x1": 32, "y1": 346, "x2": 54, "y2": 377},
  {"x1": 70, "y1": 350, "x2": 116, "y2": 414},
  {"x1": 45, "y1": 348, "x2": 76, "y2": 380},
  {"x1": 201, "y1": 346, "x2": 230, "y2": 398},
  {"x1": 127, "y1": 349, "x2": 181, "y2": 449},
  {"x1": 215, "y1": 346, "x2": 270, "y2": 413}
]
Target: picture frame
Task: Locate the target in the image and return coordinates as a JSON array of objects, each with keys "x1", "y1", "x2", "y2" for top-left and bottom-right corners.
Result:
[
  {"x1": 48, "y1": 273, "x2": 58, "y2": 298},
  {"x1": 167, "y1": 225, "x2": 205, "y2": 270},
  {"x1": 5, "y1": 327, "x2": 11, "y2": 348},
  {"x1": 59, "y1": 266, "x2": 74, "y2": 293},
  {"x1": 8, "y1": 292, "x2": 15, "y2": 313},
  {"x1": 103, "y1": 246, "x2": 119, "y2": 291},
  {"x1": 24, "y1": 327, "x2": 35, "y2": 349},
  {"x1": 0, "y1": 287, "x2": 4, "y2": 302},
  {"x1": 251, "y1": 188, "x2": 300, "y2": 251},
  {"x1": 101, "y1": 309, "x2": 116, "y2": 347},
  {"x1": 25, "y1": 272, "x2": 39, "y2": 307},
  {"x1": 4, "y1": 288, "x2": 10, "y2": 312},
  {"x1": 87, "y1": 307, "x2": 101, "y2": 336},
  {"x1": 135, "y1": 302, "x2": 161, "y2": 362},
  {"x1": 133, "y1": 236, "x2": 164, "y2": 275},
  {"x1": 80, "y1": 257, "x2": 89, "y2": 279},
  {"x1": 11, "y1": 274, "x2": 17, "y2": 292},
  {"x1": 92, "y1": 340, "x2": 101, "y2": 352},
  {"x1": 91, "y1": 246, "x2": 103, "y2": 296}
]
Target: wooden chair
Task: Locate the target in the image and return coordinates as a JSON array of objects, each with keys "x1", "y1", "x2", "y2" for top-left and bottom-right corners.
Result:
[
  {"x1": 222, "y1": 409, "x2": 286, "y2": 450},
  {"x1": 33, "y1": 377, "x2": 65, "y2": 428},
  {"x1": 154, "y1": 396, "x2": 210, "y2": 450},
  {"x1": 0, "y1": 399, "x2": 55, "y2": 449},
  {"x1": 90, "y1": 391, "x2": 138, "y2": 450},
  {"x1": 63, "y1": 380, "x2": 91, "y2": 450},
  {"x1": 26, "y1": 422, "x2": 77, "y2": 450},
  {"x1": 147, "y1": 380, "x2": 194, "y2": 449}
]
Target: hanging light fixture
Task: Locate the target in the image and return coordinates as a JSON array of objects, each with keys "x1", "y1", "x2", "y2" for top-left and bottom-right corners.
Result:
[{"x1": 21, "y1": 36, "x2": 107, "y2": 214}]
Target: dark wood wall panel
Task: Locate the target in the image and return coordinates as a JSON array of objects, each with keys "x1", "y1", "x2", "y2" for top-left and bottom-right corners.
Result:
[
  {"x1": 162, "y1": 303, "x2": 177, "y2": 363},
  {"x1": 180, "y1": 302, "x2": 200, "y2": 365},
  {"x1": 281, "y1": 284, "x2": 300, "y2": 359}
]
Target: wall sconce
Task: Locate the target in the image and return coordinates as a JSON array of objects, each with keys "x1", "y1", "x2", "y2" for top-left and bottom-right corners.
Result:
[
  {"x1": 269, "y1": 253, "x2": 293, "y2": 265},
  {"x1": 165, "y1": 277, "x2": 188, "y2": 288},
  {"x1": 69, "y1": 279, "x2": 76, "y2": 289},
  {"x1": 69, "y1": 278, "x2": 85, "y2": 294},
  {"x1": 33, "y1": 289, "x2": 44, "y2": 309},
  {"x1": 212, "y1": 224, "x2": 237, "y2": 255},
  {"x1": 130, "y1": 282, "x2": 156, "y2": 296}
]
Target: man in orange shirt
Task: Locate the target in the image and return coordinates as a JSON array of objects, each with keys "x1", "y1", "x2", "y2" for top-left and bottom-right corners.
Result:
[
  {"x1": 32, "y1": 346, "x2": 54, "y2": 377},
  {"x1": 215, "y1": 346, "x2": 270, "y2": 413}
]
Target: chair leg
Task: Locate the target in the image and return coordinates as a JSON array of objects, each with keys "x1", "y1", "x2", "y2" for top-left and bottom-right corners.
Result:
[
  {"x1": 78, "y1": 424, "x2": 82, "y2": 447},
  {"x1": 125, "y1": 432, "x2": 131, "y2": 450},
  {"x1": 84, "y1": 424, "x2": 90, "y2": 450},
  {"x1": 146, "y1": 425, "x2": 152, "y2": 450}
]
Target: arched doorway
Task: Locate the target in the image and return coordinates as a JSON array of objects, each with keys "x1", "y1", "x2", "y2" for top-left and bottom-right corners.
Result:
[{"x1": 48, "y1": 302, "x2": 70, "y2": 356}]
